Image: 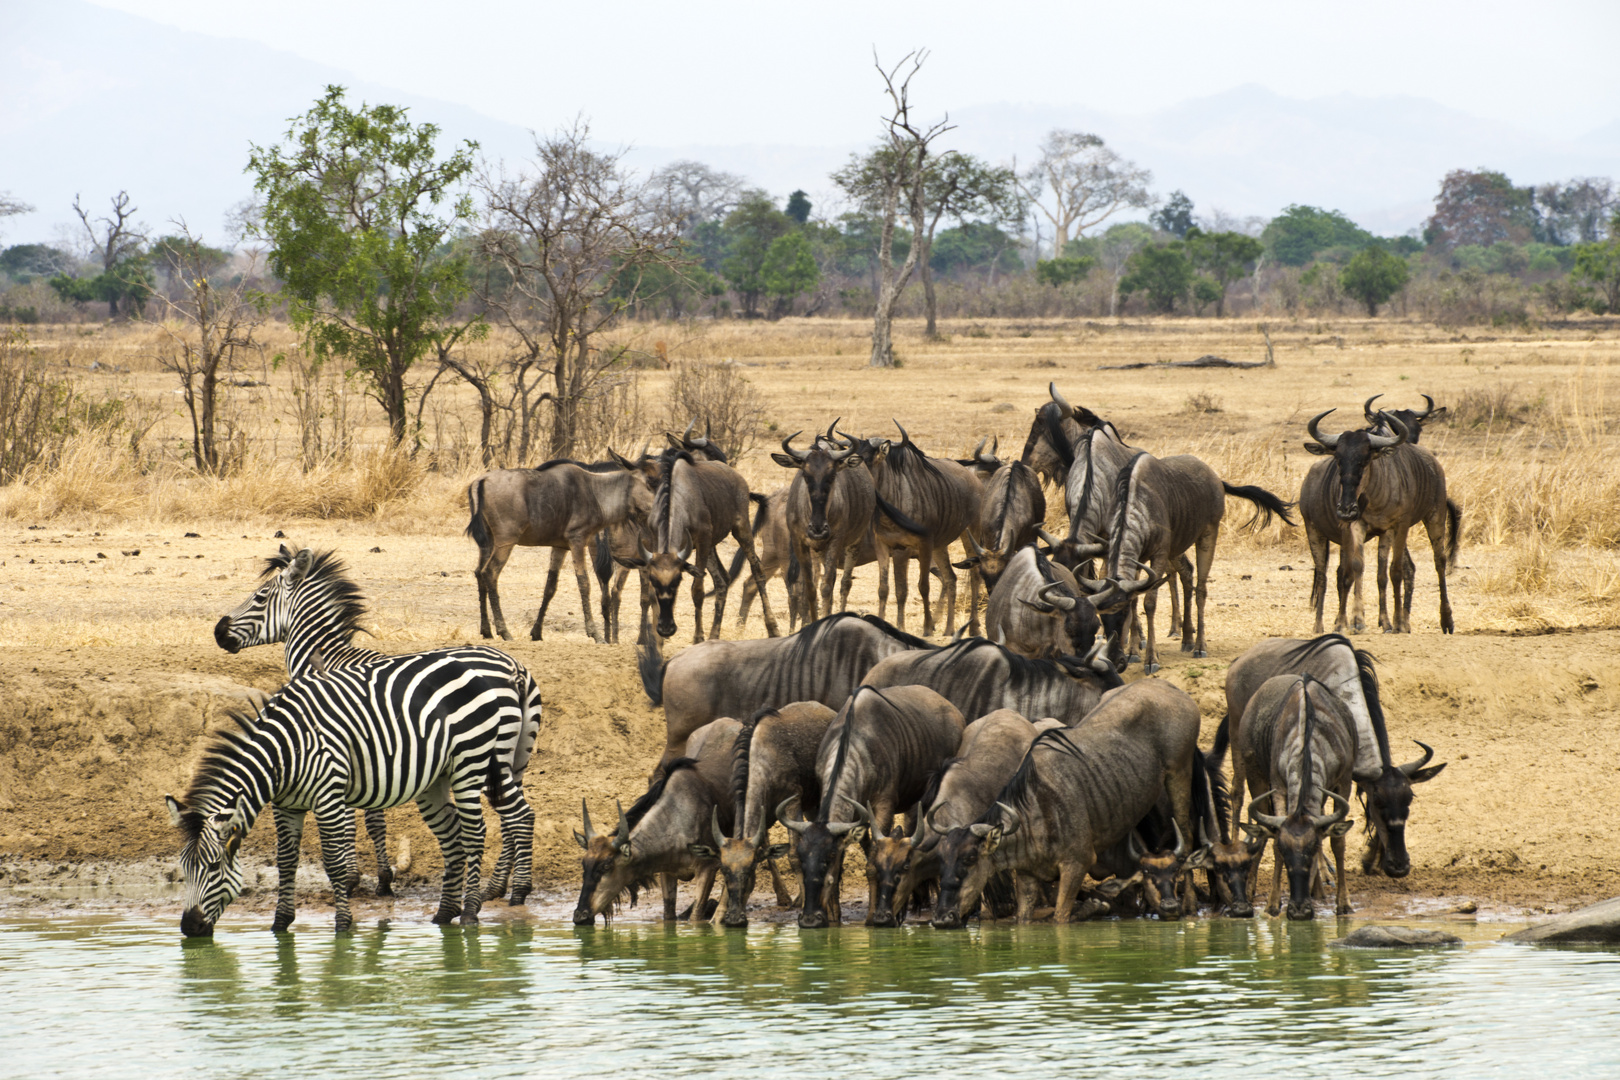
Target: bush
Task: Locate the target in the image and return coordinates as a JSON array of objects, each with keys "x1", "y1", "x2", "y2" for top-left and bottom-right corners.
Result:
[
  {"x1": 0, "y1": 329, "x2": 78, "y2": 481},
  {"x1": 660, "y1": 360, "x2": 766, "y2": 460}
]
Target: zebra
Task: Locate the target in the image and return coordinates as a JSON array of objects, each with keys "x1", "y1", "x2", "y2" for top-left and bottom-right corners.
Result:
[
  {"x1": 165, "y1": 652, "x2": 535, "y2": 936},
  {"x1": 214, "y1": 545, "x2": 543, "y2": 903}
]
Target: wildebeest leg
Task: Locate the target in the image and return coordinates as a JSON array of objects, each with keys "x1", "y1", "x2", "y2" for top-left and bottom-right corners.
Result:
[
  {"x1": 1013, "y1": 873, "x2": 1041, "y2": 923},
  {"x1": 935, "y1": 545, "x2": 959, "y2": 637},
  {"x1": 735, "y1": 524, "x2": 782, "y2": 638},
  {"x1": 1191, "y1": 528, "x2": 1216, "y2": 658},
  {"x1": 967, "y1": 557, "x2": 982, "y2": 638},
  {"x1": 838, "y1": 548, "x2": 858, "y2": 613},
  {"x1": 1386, "y1": 527, "x2": 1411, "y2": 633},
  {"x1": 688, "y1": 554, "x2": 707, "y2": 645},
  {"x1": 917, "y1": 542, "x2": 938, "y2": 637},
  {"x1": 567, "y1": 540, "x2": 603, "y2": 644},
  {"x1": 1054, "y1": 859, "x2": 1092, "y2": 923},
  {"x1": 604, "y1": 566, "x2": 629, "y2": 645},
  {"x1": 1141, "y1": 576, "x2": 1162, "y2": 674},
  {"x1": 1306, "y1": 522, "x2": 1331, "y2": 635},
  {"x1": 1333, "y1": 529, "x2": 1357, "y2": 633},
  {"x1": 891, "y1": 550, "x2": 911, "y2": 631},
  {"x1": 705, "y1": 545, "x2": 728, "y2": 640},
  {"x1": 1347, "y1": 524, "x2": 1369, "y2": 634},
  {"x1": 1172, "y1": 553, "x2": 1192, "y2": 643},
  {"x1": 1127, "y1": 601, "x2": 1143, "y2": 664},
  {"x1": 819, "y1": 544, "x2": 839, "y2": 625},
  {"x1": 530, "y1": 547, "x2": 566, "y2": 641},
  {"x1": 1375, "y1": 535, "x2": 1394, "y2": 633},
  {"x1": 767, "y1": 857, "x2": 796, "y2": 907},
  {"x1": 661, "y1": 872, "x2": 678, "y2": 921},
  {"x1": 1423, "y1": 506, "x2": 1454, "y2": 634},
  {"x1": 688, "y1": 864, "x2": 718, "y2": 921},
  {"x1": 1331, "y1": 829, "x2": 1351, "y2": 915},
  {"x1": 480, "y1": 541, "x2": 519, "y2": 641}
]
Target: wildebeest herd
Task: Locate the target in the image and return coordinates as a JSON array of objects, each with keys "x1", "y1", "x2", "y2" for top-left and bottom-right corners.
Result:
[{"x1": 166, "y1": 384, "x2": 1454, "y2": 936}]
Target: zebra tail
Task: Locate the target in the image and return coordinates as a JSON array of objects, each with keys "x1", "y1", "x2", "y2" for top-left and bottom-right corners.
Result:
[
  {"x1": 1222, "y1": 482, "x2": 1298, "y2": 529},
  {"x1": 1444, "y1": 498, "x2": 1462, "y2": 573},
  {"x1": 638, "y1": 629, "x2": 665, "y2": 707},
  {"x1": 465, "y1": 479, "x2": 493, "y2": 549}
]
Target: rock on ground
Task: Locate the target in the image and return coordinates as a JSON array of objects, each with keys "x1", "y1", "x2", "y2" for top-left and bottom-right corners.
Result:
[
  {"x1": 1503, "y1": 897, "x2": 1620, "y2": 944},
  {"x1": 1332, "y1": 925, "x2": 1463, "y2": 948}
]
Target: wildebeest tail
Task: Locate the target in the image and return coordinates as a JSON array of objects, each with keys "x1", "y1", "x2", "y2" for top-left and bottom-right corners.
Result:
[
  {"x1": 465, "y1": 478, "x2": 493, "y2": 550},
  {"x1": 1222, "y1": 481, "x2": 1298, "y2": 528},
  {"x1": 592, "y1": 531, "x2": 614, "y2": 589},
  {"x1": 874, "y1": 490, "x2": 928, "y2": 536},
  {"x1": 1210, "y1": 713, "x2": 1230, "y2": 762},
  {"x1": 1444, "y1": 497, "x2": 1461, "y2": 572},
  {"x1": 1193, "y1": 746, "x2": 1230, "y2": 845},
  {"x1": 637, "y1": 623, "x2": 665, "y2": 706},
  {"x1": 723, "y1": 493, "x2": 775, "y2": 584}
]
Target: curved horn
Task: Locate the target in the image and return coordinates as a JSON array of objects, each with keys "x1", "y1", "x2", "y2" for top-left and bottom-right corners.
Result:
[
  {"x1": 1415, "y1": 394, "x2": 1436, "y2": 420},
  {"x1": 1127, "y1": 830, "x2": 1145, "y2": 862},
  {"x1": 1398, "y1": 740, "x2": 1436, "y2": 777},
  {"x1": 971, "y1": 436, "x2": 987, "y2": 460},
  {"x1": 892, "y1": 419, "x2": 911, "y2": 444},
  {"x1": 827, "y1": 798, "x2": 874, "y2": 838},
  {"x1": 826, "y1": 443, "x2": 855, "y2": 463},
  {"x1": 780, "y1": 431, "x2": 810, "y2": 463},
  {"x1": 1048, "y1": 382, "x2": 1074, "y2": 420},
  {"x1": 1037, "y1": 528, "x2": 1062, "y2": 549},
  {"x1": 682, "y1": 419, "x2": 696, "y2": 443},
  {"x1": 1118, "y1": 570, "x2": 1166, "y2": 596},
  {"x1": 965, "y1": 532, "x2": 985, "y2": 556},
  {"x1": 775, "y1": 797, "x2": 810, "y2": 836},
  {"x1": 711, "y1": 806, "x2": 727, "y2": 848},
  {"x1": 1172, "y1": 819, "x2": 1188, "y2": 859},
  {"x1": 1017, "y1": 596, "x2": 1057, "y2": 616},
  {"x1": 580, "y1": 799, "x2": 596, "y2": 844},
  {"x1": 1036, "y1": 580, "x2": 1077, "y2": 612},
  {"x1": 1363, "y1": 394, "x2": 1384, "y2": 424},
  {"x1": 994, "y1": 802, "x2": 1022, "y2": 837},
  {"x1": 1305, "y1": 409, "x2": 1341, "y2": 449},
  {"x1": 1082, "y1": 638, "x2": 1111, "y2": 674},
  {"x1": 1247, "y1": 790, "x2": 1286, "y2": 831},
  {"x1": 926, "y1": 805, "x2": 950, "y2": 836},
  {"x1": 824, "y1": 417, "x2": 841, "y2": 442},
  {"x1": 640, "y1": 541, "x2": 657, "y2": 563},
  {"x1": 1310, "y1": 791, "x2": 1351, "y2": 831},
  {"x1": 1367, "y1": 412, "x2": 1409, "y2": 450},
  {"x1": 613, "y1": 799, "x2": 631, "y2": 850},
  {"x1": 675, "y1": 541, "x2": 694, "y2": 564},
  {"x1": 1068, "y1": 542, "x2": 1108, "y2": 559}
]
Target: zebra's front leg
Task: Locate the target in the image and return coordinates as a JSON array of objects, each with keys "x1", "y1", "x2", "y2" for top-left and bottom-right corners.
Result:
[
  {"x1": 271, "y1": 805, "x2": 307, "y2": 933},
  {"x1": 312, "y1": 797, "x2": 359, "y2": 933},
  {"x1": 362, "y1": 809, "x2": 392, "y2": 897}
]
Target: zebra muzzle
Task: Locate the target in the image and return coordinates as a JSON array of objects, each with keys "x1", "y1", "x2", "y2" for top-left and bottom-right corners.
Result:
[{"x1": 213, "y1": 617, "x2": 241, "y2": 654}]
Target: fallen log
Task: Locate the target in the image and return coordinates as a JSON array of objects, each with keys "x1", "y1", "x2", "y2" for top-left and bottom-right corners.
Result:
[{"x1": 1100, "y1": 354, "x2": 1275, "y2": 371}]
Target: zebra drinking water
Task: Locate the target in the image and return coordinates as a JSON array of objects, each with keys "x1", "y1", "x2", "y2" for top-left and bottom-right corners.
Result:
[
  {"x1": 165, "y1": 652, "x2": 535, "y2": 936},
  {"x1": 214, "y1": 545, "x2": 543, "y2": 903}
]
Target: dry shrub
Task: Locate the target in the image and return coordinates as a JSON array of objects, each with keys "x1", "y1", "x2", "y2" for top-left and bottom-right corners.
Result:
[
  {"x1": 1444, "y1": 383, "x2": 1540, "y2": 430},
  {"x1": 572, "y1": 369, "x2": 647, "y2": 462},
  {"x1": 1451, "y1": 446, "x2": 1620, "y2": 549},
  {"x1": 660, "y1": 360, "x2": 767, "y2": 460},
  {"x1": 1184, "y1": 391, "x2": 1223, "y2": 414}
]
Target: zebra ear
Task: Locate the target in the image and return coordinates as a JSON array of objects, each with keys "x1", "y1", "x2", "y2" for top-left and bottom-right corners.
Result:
[
  {"x1": 165, "y1": 795, "x2": 185, "y2": 828},
  {"x1": 226, "y1": 796, "x2": 252, "y2": 834},
  {"x1": 286, "y1": 548, "x2": 315, "y2": 584}
]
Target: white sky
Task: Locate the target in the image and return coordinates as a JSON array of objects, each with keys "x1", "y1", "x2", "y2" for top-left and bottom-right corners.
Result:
[{"x1": 86, "y1": 0, "x2": 1620, "y2": 144}]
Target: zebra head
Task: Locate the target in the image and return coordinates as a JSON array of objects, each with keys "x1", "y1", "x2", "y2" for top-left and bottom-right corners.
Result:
[{"x1": 165, "y1": 793, "x2": 251, "y2": 937}]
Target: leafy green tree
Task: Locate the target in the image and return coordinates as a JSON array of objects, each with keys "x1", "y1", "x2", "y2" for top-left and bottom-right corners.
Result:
[
  {"x1": 761, "y1": 230, "x2": 818, "y2": 317},
  {"x1": 1118, "y1": 242, "x2": 1192, "y2": 313},
  {"x1": 721, "y1": 193, "x2": 793, "y2": 317},
  {"x1": 1262, "y1": 205, "x2": 1374, "y2": 266},
  {"x1": 48, "y1": 258, "x2": 153, "y2": 317},
  {"x1": 1339, "y1": 245, "x2": 1412, "y2": 316},
  {"x1": 71, "y1": 191, "x2": 147, "y2": 318},
  {"x1": 247, "y1": 85, "x2": 480, "y2": 445},
  {"x1": 1190, "y1": 276, "x2": 1222, "y2": 315},
  {"x1": 1573, "y1": 212, "x2": 1620, "y2": 312},
  {"x1": 0, "y1": 244, "x2": 74, "y2": 281},
  {"x1": 1034, "y1": 255, "x2": 1094, "y2": 287},
  {"x1": 1151, "y1": 190, "x2": 1196, "y2": 238},
  {"x1": 1185, "y1": 228, "x2": 1264, "y2": 316},
  {"x1": 784, "y1": 190, "x2": 812, "y2": 225},
  {"x1": 1424, "y1": 169, "x2": 1534, "y2": 251},
  {"x1": 931, "y1": 222, "x2": 1022, "y2": 279}
]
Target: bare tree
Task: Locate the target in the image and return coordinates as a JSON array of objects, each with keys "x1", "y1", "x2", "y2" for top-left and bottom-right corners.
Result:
[
  {"x1": 478, "y1": 121, "x2": 683, "y2": 460},
  {"x1": 0, "y1": 193, "x2": 32, "y2": 243},
  {"x1": 73, "y1": 191, "x2": 148, "y2": 318},
  {"x1": 150, "y1": 224, "x2": 266, "y2": 474},
  {"x1": 650, "y1": 160, "x2": 751, "y2": 232},
  {"x1": 1017, "y1": 132, "x2": 1152, "y2": 258}
]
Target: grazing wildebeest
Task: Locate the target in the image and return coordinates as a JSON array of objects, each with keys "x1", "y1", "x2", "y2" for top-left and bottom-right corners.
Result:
[
  {"x1": 862, "y1": 636, "x2": 1121, "y2": 725},
  {"x1": 1234, "y1": 675, "x2": 1356, "y2": 919},
  {"x1": 638, "y1": 611, "x2": 934, "y2": 776},
  {"x1": 981, "y1": 545, "x2": 1099, "y2": 659},
  {"x1": 573, "y1": 717, "x2": 740, "y2": 925},
  {"x1": 1301, "y1": 409, "x2": 1459, "y2": 634},
  {"x1": 771, "y1": 429, "x2": 877, "y2": 627},
  {"x1": 930, "y1": 680, "x2": 1201, "y2": 926},
  {"x1": 613, "y1": 450, "x2": 781, "y2": 643},
  {"x1": 1218, "y1": 634, "x2": 1445, "y2": 878},
  {"x1": 782, "y1": 685, "x2": 964, "y2": 928},
  {"x1": 712, "y1": 702, "x2": 839, "y2": 927},
  {"x1": 1089, "y1": 449, "x2": 1295, "y2": 672}
]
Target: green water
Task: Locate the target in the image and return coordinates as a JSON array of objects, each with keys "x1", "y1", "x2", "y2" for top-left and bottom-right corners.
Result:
[{"x1": 3, "y1": 914, "x2": 1617, "y2": 1078}]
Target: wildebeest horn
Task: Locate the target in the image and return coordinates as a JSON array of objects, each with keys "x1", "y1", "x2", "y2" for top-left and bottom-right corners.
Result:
[
  {"x1": 926, "y1": 805, "x2": 950, "y2": 836},
  {"x1": 1363, "y1": 394, "x2": 1384, "y2": 424},
  {"x1": 826, "y1": 444, "x2": 855, "y2": 463},
  {"x1": 1305, "y1": 409, "x2": 1340, "y2": 449},
  {"x1": 1115, "y1": 570, "x2": 1165, "y2": 597},
  {"x1": 682, "y1": 419, "x2": 696, "y2": 442},
  {"x1": 754, "y1": 808, "x2": 772, "y2": 848},
  {"x1": 1248, "y1": 791, "x2": 1286, "y2": 831},
  {"x1": 1069, "y1": 542, "x2": 1108, "y2": 559},
  {"x1": 1037, "y1": 528, "x2": 1062, "y2": 548},
  {"x1": 1172, "y1": 819, "x2": 1188, "y2": 859},
  {"x1": 775, "y1": 797, "x2": 810, "y2": 835},
  {"x1": 827, "y1": 798, "x2": 872, "y2": 837},
  {"x1": 1398, "y1": 740, "x2": 1436, "y2": 777},
  {"x1": 994, "y1": 801, "x2": 1022, "y2": 837},
  {"x1": 613, "y1": 799, "x2": 632, "y2": 850},
  {"x1": 1017, "y1": 596, "x2": 1056, "y2": 617},
  {"x1": 971, "y1": 436, "x2": 987, "y2": 460},
  {"x1": 965, "y1": 532, "x2": 985, "y2": 556},
  {"x1": 579, "y1": 799, "x2": 596, "y2": 845},
  {"x1": 1368, "y1": 412, "x2": 1409, "y2": 449},
  {"x1": 1127, "y1": 830, "x2": 1146, "y2": 862},
  {"x1": 640, "y1": 541, "x2": 657, "y2": 563},
  {"x1": 1048, "y1": 382, "x2": 1074, "y2": 420},
  {"x1": 780, "y1": 431, "x2": 810, "y2": 462},
  {"x1": 1036, "y1": 581, "x2": 1077, "y2": 611},
  {"x1": 1082, "y1": 638, "x2": 1111, "y2": 674},
  {"x1": 1310, "y1": 791, "x2": 1351, "y2": 831},
  {"x1": 824, "y1": 417, "x2": 841, "y2": 442},
  {"x1": 892, "y1": 419, "x2": 911, "y2": 444},
  {"x1": 711, "y1": 806, "x2": 727, "y2": 848},
  {"x1": 1415, "y1": 394, "x2": 1436, "y2": 420},
  {"x1": 675, "y1": 541, "x2": 694, "y2": 564}
]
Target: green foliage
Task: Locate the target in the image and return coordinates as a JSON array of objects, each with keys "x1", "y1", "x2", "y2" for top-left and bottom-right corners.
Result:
[
  {"x1": 720, "y1": 193, "x2": 794, "y2": 317},
  {"x1": 1263, "y1": 205, "x2": 1374, "y2": 266},
  {"x1": 930, "y1": 222, "x2": 1021, "y2": 277},
  {"x1": 0, "y1": 244, "x2": 75, "y2": 281},
  {"x1": 152, "y1": 234, "x2": 233, "y2": 283},
  {"x1": 1185, "y1": 229, "x2": 1264, "y2": 316},
  {"x1": 247, "y1": 85, "x2": 480, "y2": 443},
  {"x1": 1339, "y1": 245, "x2": 1412, "y2": 316},
  {"x1": 1573, "y1": 216, "x2": 1620, "y2": 312},
  {"x1": 1150, "y1": 190, "x2": 1196, "y2": 238},
  {"x1": 1191, "y1": 275, "x2": 1223, "y2": 314},
  {"x1": 1035, "y1": 256, "x2": 1095, "y2": 287},
  {"x1": 761, "y1": 230, "x2": 819, "y2": 316},
  {"x1": 47, "y1": 257, "x2": 153, "y2": 315},
  {"x1": 784, "y1": 190, "x2": 812, "y2": 225},
  {"x1": 1118, "y1": 242, "x2": 1192, "y2": 312}
]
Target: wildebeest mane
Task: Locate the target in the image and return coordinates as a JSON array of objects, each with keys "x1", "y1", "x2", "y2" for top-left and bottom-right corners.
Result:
[
  {"x1": 258, "y1": 548, "x2": 369, "y2": 643},
  {"x1": 856, "y1": 613, "x2": 935, "y2": 651},
  {"x1": 1281, "y1": 634, "x2": 1392, "y2": 764},
  {"x1": 1105, "y1": 451, "x2": 1150, "y2": 570},
  {"x1": 533, "y1": 457, "x2": 621, "y2": 474},
  {"x1": 885, "y1": 429, "x2": 946, "y2": 481},
  {"x1": 652, "y1": 450, "x2": 695, "y2": 549},
  {"x1": 936, "y1": 637, "x2": 1109, "y2": 690},
  {"x1": 817, "y1": 693, "x2": 861, "y2": 824},
  {"x1": 629, "y1": 757, "x2": 698, "y2": 826},
  {"x1": 984, "y1": 726, "x2": 1084, "y2": 826},
  {"x1": 916, "y1": 755, "x2": 965, "y2": 818},
  {"x1": 730, "y1": 708, "x2": 777, "y2": 826},
  {"x1": 1194, "y1": 746, "x2": 1232, "y2": 844}
]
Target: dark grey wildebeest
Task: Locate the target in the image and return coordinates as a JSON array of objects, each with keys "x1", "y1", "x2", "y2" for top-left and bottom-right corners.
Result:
[
  {"x1": 612, "y1": 449, "x2": 781, "y2": 643},
  {"x1": 950, "y1": 440, "x2": 1046, "y2": 595},
  {"x1": 1233, "y1": 674, "x2": 1356, "y2": 919},
  {"x1": 782, "y1": 685, "x2": 965, "y2": 928},
  {"x1": 1088, "y1": 449, "x2": 1295, "y2": 673},
  {"x1": 930, "y1": 679, "x2": 1202, "y2": 926},
  {"x1": 771, "y1": 429, "x2": 877, "y2": 627},
  {"x1": 862, "y1": 636, "x2": 1121, "y2": 726},
  {"x1": 724, "y1": 485, "x2": 796, "y2": 631},
  {"x1": 638, "y1": 611, "x2": 934, "y2": 777},
  {"x1": 712, "y1": 702, "x2": 839, "y2": 927},
  {"x1": 1301, "y1": 409, "x2": 1460, "y2": 634},
  {"x1": 1218, "y1": 634, "x2": 1445, "y2": 879},
  {"x1": 982, "y1": 545, "x2": 1099, "y2": 660},
  {"x1": 466, "y1": 458, "x2": 654, "y2": 642},
  {"x1": 573, "y1": 717, "x2": 740, "y2": 925}
]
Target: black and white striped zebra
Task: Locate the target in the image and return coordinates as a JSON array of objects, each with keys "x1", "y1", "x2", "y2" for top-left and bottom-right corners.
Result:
[
  {"x1": 165, "y1": 651, "x2": 534, "y2": 935},
  {"x1": 214, "y1": 545, "x2": 542, "y2": 903}
]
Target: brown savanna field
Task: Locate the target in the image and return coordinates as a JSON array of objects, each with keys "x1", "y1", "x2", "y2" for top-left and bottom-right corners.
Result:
[{"x1": 3, "y1": 313, "x2": 1619, "y2": 923}]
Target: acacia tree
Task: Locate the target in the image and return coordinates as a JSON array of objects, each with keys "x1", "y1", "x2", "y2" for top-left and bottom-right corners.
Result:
[
  {"x1": 478, "y1": 122, "x2": 683, "y2": 460},
  {"x1": 0, "y1": 193, "x2": 32, "y2": 242},
  {"x1": 248, "y1": 86, "x2": 481, "y2": 446},
  {"x1": 67, "y1": 191, "x2": 150, "y2": 318},
  {"x1": 1185, "y1": 229, "x2": 1264, "y2": 317},
  {"x1": 1018, "y1": 131, "x2": 1152, "y2": 258}
]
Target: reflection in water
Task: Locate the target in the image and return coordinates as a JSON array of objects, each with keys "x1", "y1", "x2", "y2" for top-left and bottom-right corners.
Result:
[{"x1": 2, "y1": 916, "x2": 1620, "y2": 1077}]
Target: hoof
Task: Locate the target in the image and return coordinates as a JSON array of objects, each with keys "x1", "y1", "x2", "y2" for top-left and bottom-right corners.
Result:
[
  {"x1": 509, "y1": 889, "x2": 530, "y2": 907},
  {"x1": 432, "y1": 907, "x2": 460, "y2": 925},
  {"x1": 335, "y1": 916, "x2": 353, "y2": 933},
  {"x1": 271, "y1": 917, "x2": 292, "y2": 933},
  {"x1": 1143, "y1": 662, "x2": 1162, "y2": 675},
  {"x1": 1125, "y1": 652, "x2": 1141, "y2": 664},
  {"x1": 460, "y1": 913, "x2": 480, "y2": 926},
  {"x1": 1336, "y1": 904, "x2": 1354, "y2": 916},
  {"x1": 1193, "y1": 649, "x2": 1208, "y2": 659}
]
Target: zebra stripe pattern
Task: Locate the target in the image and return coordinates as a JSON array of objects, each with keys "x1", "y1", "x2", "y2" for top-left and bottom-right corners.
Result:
[
  {"x1": 215, "y1": 545, "x2": 542, "y2": 903},
  {"x1": 166, "y1": 650, "x2": 534, "y2": 935}
]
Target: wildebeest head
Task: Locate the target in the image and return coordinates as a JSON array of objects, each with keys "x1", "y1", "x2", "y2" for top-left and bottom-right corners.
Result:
[
  {"x1": 1364, "y1": 394, "x2": 1445, "y2": 444},
  {"x1": 1303, "y1": 409, "x2": 1410, "y2": 522},
  {"x1": 1189, "y1": 818, "x2": 1264, "y2": 918},
  {"x1": 952, "y1": 532, "x2": 1015, "y2": 593},
  {"x1": 1020, "y1": 382, "x2": 1106, "y2": 488},
  {"x1": 613, "y1": 541, "x2": 696, "y2": 639},
  {"x1": 704, "y1": 807, "x2": 788, "y2": 929},
  {"x1": 1077, "y1": 570, "x2": 1162, "y2": 671},
  {"x1": 1017, "y1": 578, "x2": 1101, "y2": 659},
  {"x1": 1128, "y1": 823, "x2": 1195, "y2": 920},
  {"x1": 573, "y1": 798, "x2": 633, "y2": 925},
  {"x1": 1244, "y1": 788, "x2": 1352, "y2": 920},
  {"x1": 665, "y1": 419, "x2": 729, "y2": 463},
  {"x1": 779, "y1": 797, "x2": 869, "y2": 929},
  {"x1": 862, "y1": 802, "x2": 931, "y2": 928},
  {"x1": 957, "y1": 436, "x2": 1003, "y2": 480},
  {"x1": 1357, "y1": 741, "x2": 1446, "y2": 877},
  {"x1": 166, "y1": 793, "x2": 250, "y2": 938},
  {"x1": 930, "y1": 802, "x2": 1021, "y2": 929},
  {"x1": 771, "y1": 430, "x2": 858, "y2": 543}
]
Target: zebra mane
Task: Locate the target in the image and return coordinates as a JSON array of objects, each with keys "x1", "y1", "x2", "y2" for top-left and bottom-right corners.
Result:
[
  {"x1": 262, "y1": 548, "x2": 369, "y2": 644},
  {"x1": 177, "y1": 706, "x2": 266, "y2": 830}
]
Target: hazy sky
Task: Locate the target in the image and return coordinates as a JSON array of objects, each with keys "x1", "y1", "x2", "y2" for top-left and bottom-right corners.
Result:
[{"x1": 88, "y1": 0, "x2": 1620, "y2": 144}]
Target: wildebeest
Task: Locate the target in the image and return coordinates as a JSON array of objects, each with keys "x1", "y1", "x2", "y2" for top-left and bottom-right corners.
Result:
[
  {"x1": 573, "y1": 717, "x2": 740, "y2": 925},
  {"x1": 638, "y1": 611, "x2": 934, "y2": 776},
  {"x1": 951, "y1": 440, "x2": 1046, "y2": 592},
  {"x1": 613, "y1": 450, "x2": 781, "y2": 643},
  {"x1": 466, "y1": 458, "x2": 653, "y2": 642},
  {"x1": 712, "y1": 701, "x2": 838, "y2": 927},
  {"x1": 782, "y1": 685, "x2": 964, "y2": 928},
  {"x1": 930, "y1": 680, "x2": 1201, "y2": 926},
  {"x1": 1088, "y1": 449, "x2": 1294, "y2": 672},
  {"x1": 982, "y1": 545, "x2": 1099, "y2": 659},
  {"x1": 772, "y1": 428, "x2": 877, "y2": 627},
  {"x1": 726, "y1": 486, "x2": 796, "y2": 630},
  {"x1": 863, "y1": 636, "x2": 1121, "y2": 727},
  {"x1": 1301, "y1": 409, "x2": 1459, "y2": 634},
  {"x1": 1219, "y1": 634, "x2": 1445, "y2": 878},
  {"x1": 1234, "y1": 675, "x2": 1356, "y2": 919}
]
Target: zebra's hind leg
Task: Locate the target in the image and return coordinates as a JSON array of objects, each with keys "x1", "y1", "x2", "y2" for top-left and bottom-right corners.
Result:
[
  {"x1": 271, "y1": 806, "x2": 307, "y2": 933},
  {"x1": 313, "y1": 796, "x2": 359, "y2": 933},
  {"x1": 416, "y1": 781, "x2": 464, "y2": 925},
  {"x1": 451, "y1": 780, "x2": 489, "y2": 926},
  {"x1": 362, "y1": 809, "x2": 392, "y2": 897}
]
